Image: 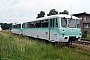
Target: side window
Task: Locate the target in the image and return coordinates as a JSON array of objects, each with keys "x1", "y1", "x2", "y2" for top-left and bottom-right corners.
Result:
[
  {"x1": 55, "y1": 18, "x2": 58, "y2": 27},
  {"x1": 50, "y1": 18, "x2": 58, "y2": 28},
  {"x1": 36, "y1": 20, "x2": 41, "y2": 28},
  {"x1": 30, "y1": 22, "x2": 36, "y2": 28},
  {"x1": 17, "y1": 24, "x2": 19, "y2": 28},
  {"x1": 15, "y1": 25, "x2": 17, "y2": 28},
  {"x1": 50, "y1": 19, "x2": 52, "y2": 27},
  {"x1": 19, "y1": 24, "x2": 21, "y2": 28},
  {"x1": 12, "y1": 25, "x2": 14, "y2": 28},
  {"x1": 53, "y1": 19, "x2": 54, "y2": 27},
  {"x1": 50, "y1": 19, "x2": 54, "y2": 28},
  {"x1": 42, "y1": 19, "x2": 48, "y2": 28},
  {"x1": 22, "y1": 23, "x2": 25, "y2": 28},
  {"x1": 25, "y1": 23, "x2": 28, "y2": 28},
  {"x1": 27, "y1": 22, "x2": 31, "y2": 28}
]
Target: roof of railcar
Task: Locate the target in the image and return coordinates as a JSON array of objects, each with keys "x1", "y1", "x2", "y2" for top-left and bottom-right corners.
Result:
[
  {"x1": 36, "y1": 14, "x2": 79, "y2": 20},
  {"x1": 23, "y1": 14, "x2": 80, "y2": 23},
  {"x1": 12, "y1": 22, "x2": 23, "y2": 25}
]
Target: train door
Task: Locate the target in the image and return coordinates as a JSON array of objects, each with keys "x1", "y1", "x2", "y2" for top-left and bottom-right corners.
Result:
[
  {"x1": 49, "y1": 19, "x2": 55, "y2": 42},
  {"x1": 49, "y1": 18, "x2": 58, "y2": 42}
]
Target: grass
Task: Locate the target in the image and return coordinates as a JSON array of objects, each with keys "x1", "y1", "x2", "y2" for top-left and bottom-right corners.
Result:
[
  {"x1": 86, "y1": 35, "x2": 90, "y2": 40},
  {"x1": 0, "y1": 30, "x2": 90, "y2": 60},
  {"x1": 82, "y1": 35, "x2": 90, "y2": 41}
]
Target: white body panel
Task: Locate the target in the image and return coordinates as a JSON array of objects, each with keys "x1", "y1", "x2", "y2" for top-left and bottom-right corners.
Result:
[
  {"x1": 0, "y1": 25, "x2": 2, "y2": 31},
  {"x1": 22, "y1": 29, "x2": 49, "y2": 40},
  {"x1": 22, "y1": 29, "x2": 69, "y2": 42},
  {"x1": 11, "y1": 29, "x2": 21, "y2": 34}
]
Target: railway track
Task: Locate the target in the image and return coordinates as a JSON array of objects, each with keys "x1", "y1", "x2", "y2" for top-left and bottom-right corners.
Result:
[
  {"x1": 73, "y1": 50, "x2": 90, "y2": 56},
  {"x1": 71, "y1": 40, "x2": 90, "y2": 56},
  {"x1": 72, "y1": 40, "x2": 90, "y2": 50},
  {"x1": 71, "y1": 46, "x2": 90, "y2": 56},
  {"x1": 73, "y1": 40, "x2": 90, "y2": 45}
]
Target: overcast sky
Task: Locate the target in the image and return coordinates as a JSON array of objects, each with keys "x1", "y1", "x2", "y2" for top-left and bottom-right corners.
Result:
[{"x1": 0, "y1": 0, "x2": 90, "y2": 23}]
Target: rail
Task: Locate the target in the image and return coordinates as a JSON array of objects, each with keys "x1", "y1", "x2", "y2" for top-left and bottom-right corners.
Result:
[
  {"x1": 72, "y1": 40, "x2": 90, "y2": 56},
  {"x1": 76, "y1": 40, "x2": 90, "y2": 45}
]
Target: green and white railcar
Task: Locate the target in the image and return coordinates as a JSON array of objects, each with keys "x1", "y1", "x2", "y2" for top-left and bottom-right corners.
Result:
[
  {"x1": 22, "y1": 14, "x2": 82, "y2": 43},
  {"x1": 11, "y1": 23, "x2": 22, "y2": 34},
  {"x1": 0, "y1": 25, "x2": 2, "y2": 31}
]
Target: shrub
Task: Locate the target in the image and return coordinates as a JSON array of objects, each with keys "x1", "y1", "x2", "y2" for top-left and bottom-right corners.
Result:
[{"x1": 82, "y1": 29, "x2": 88, "y2": 38}]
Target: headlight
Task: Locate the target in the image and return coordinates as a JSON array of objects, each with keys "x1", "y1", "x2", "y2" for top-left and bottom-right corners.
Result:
[
  {"x1": 62, "y1": 31, "x2": 65, "y2": 35},
  {"x1": 79, "y1": 30, "x2": 82, "y2": 35},
  {"x1": 79, "y1": 32, "x2": 82, "y2": 35}
]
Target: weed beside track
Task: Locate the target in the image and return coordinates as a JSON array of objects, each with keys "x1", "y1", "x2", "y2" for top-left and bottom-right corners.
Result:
[{"x1": 0, "y1": 30, "x2": 90, "y2": 60}]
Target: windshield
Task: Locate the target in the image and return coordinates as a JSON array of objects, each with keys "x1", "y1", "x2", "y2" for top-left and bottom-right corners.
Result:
[
  {"x1": 68, "y1": 19, "x2": 76, "y2": 28},
  {"x1": 61, "y1": 18, "x2": 67, "y2": 27},
  {"x1": 61, "y1": 18, "x2": 80, "y2": 28}
]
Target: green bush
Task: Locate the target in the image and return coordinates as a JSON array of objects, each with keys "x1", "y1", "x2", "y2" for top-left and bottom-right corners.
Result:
[{"x1": 82, "y1": 29, "x2": 88, "y2": 38}]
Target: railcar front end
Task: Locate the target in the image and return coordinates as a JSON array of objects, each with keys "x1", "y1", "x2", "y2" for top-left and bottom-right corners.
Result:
[{"x1": 56, "y1": 17, "x2": 82, "y2": 44}]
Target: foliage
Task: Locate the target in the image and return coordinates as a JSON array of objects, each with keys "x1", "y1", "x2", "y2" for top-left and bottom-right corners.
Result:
[
  {"x1": 82, "y1": 29, "x2": 88, "y2": 38},
  {"x1": 59, "y1": 10, "x2": 69, "y2": 15},
  {"x1": 36, "y1": 9, "x2": 69, "y2": 18},
  {"x1": 0, "y1": 23, "x2": 12, "y2": 30},
  {"x1": 47, "y1": 9, "x2": 58, "y2": 16},
  {"x1": 36, "y1": 11, "x2": 45, "y2": 18},
  {"x1": 0, "y1": 30, "x2": 90, "y2": 60},
  {"x1": 86, "y1": 35, "x2": 90, "y2": 40},
  {"x1": 82, "y1": 35, "x2": 90, "y2": 40}
]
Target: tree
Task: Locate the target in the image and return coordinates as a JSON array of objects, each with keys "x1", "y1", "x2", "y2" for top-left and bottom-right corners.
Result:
[
  {"x1": 0, "y1": 23, "x2": 12, "y2": 30},
  {"x1": 47, "y1": 9, "x2": 58, "y2": 16},
  {"x1": 40, "y1": 11, "x2": 45, "y2": 17},
  {"x1": 36, "y1": 11, "x2": 45, "y2": 19},
  {"x1": 59, "y1": 10, "x2": 69, "y2": 15}
]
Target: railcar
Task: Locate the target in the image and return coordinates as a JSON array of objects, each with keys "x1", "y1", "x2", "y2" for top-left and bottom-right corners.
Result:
[
  {"x1": 11, "y1": 23, "x2": 22, "y2": 34},
  {"x1": 0, "y1": 25, "x2": 2, "y2": 31},
  {"x1": 21, "y1": 14, "x2": 82, "y2": 44}
]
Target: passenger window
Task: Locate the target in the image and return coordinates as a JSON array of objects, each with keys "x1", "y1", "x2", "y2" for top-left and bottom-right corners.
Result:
[
  {"x1": 25, "y1": 23, "x2": 28, "y2": 28},
  {"x1": 18, "y1": 24, "x2": 21, "y2": 28},
  {"x1": 16, "y1": 24, "x2": 21, "y2": 28},
  {"x1": 56, "y1": 18, "x2": 58, "y2": 27},
  {"x1": 50, "y1": 19, "x2": 52, "y2": 27},
  {"x1": 50, "y1": 18, "x2": 57, "y2": 28},
  {"x1": 53, "y1": 19, "x2": 54, "y2": 28},
  {"x1": 42, "y1": 19, "x2": 48, "y2": 28},
  {"x1": 27, "y1": 22, "x2": 31, "y2": 28},
  {"x1": 12, "y1": 25, "x2": 15, "y2": 28},
  {"x1": 36, "y1": 20, "x2": 41, "y2": 28},
  {"x1": 50, "y1": 19, "x2": 54, "y2": 27},
  {"x1": 30, "y1": 22, "x2": 36, "y2": 28},
  {"x1": 22, "y1": 23, "x2": 25, "y2": 28}
]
